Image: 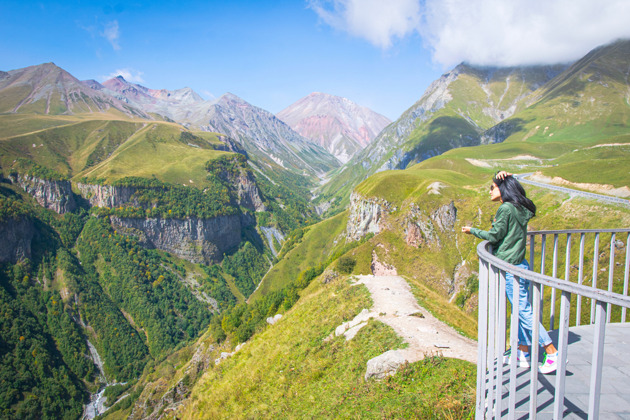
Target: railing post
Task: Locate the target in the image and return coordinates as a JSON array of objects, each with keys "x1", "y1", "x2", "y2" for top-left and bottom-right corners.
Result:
[
  {"x1": 588, "y1": 300, "x2": 608, "y2": 419},
  {"x1": 623, "y1": 232, "x2": 630, "y2": 322},
  {"x1": 607, "y1": 233, "x2": 616, "y2": 322},
  {"x1": 496, "y1": 267, "x2": 506, "y2": 419},
  {"x1": 553, "y1": 290, "x2": 571, "y2": 419},
  {"x1": 576, "y1": 233, "x2": 586, "y2": 326},
  {"x1": 487, "y1": 266, "x2": 498, "y2": 417},
  {"x1": 529, "y1": 282, "x2": 541, "y2": 419},
  {"x1": 507, "y1": 271, "x2": 519, "y2": 420},
  {"x1": 591, "y1": 233, "x2": 600, "y2": 324},
  {"x1": 540, "y1": 234, "x2": 547, "y2": 322},
  {"x1": 550, "y1": 234, "x2": 559, "y2": 330},
  {"x1": 476, "y1": 259, "x2": 489, "y2": 420}
]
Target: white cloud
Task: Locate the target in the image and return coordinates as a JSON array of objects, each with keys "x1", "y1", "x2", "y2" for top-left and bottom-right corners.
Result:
[
  {"x1": 101, "y1": 69, "x2": 145, "y2": 83},
  {"x1": 422, "y1": 0, "x2": 630, "y2": 67},
  {"x1": 310, "y1": 0, "x2": 630, "y2": 66},
  {"x1": 309, "y1": 0, "x2": 421, "y2": 49},
  {"x1": 102, "y1": 20, "x2": 121, "y2": 51}
]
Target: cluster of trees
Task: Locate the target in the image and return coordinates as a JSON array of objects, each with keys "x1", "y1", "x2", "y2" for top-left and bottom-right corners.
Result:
[
  {"x1": 200, "y1": 264, "x2": 237, "y2": 311},
  {"x1": 222, "y1": 241, "x2": 269, "y2": 297},
  {"x1": 0, "y1": 258, "x2": 87, "y2": 419},
  {"x1": 90, "y1": 176, "x2": 239, "y2": 220},
  {"x1": 0, "y1": 181, "x2": 244, "y2": 417},
  {"x1": 205, "y1": 153, "x2": 250, "y2": 180},
  {"x1": 10, "y1": 158, "x2": 67, "y2": 181},
  {"x1": 76, "y1": 218, "x2": 214, "y2": 358},
  {"x1": 0, "y1": 190, "x2": 30, "y2": 222}
]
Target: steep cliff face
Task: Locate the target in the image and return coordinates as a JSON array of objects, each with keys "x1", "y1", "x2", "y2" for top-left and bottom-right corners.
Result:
[
  {"x1": 110, "y1": 215, "x2": 242, "y2": 264},
  {"x1": 16, "y1": 174, "x2": 76, "y2": 214},
  {"x1": 346, "y1": 192, "x2": 393, "y2": 241},
  {"x1": 0, "y1": 217, "x2": 35, "y2": 263},
  {"x1": 76, "y1": 183, "x2": 138, "y2": 208}
]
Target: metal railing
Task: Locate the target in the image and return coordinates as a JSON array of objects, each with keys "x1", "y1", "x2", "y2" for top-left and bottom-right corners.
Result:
[{"x1": 475, "y1": 228, "x2": 630, "y2": 419}]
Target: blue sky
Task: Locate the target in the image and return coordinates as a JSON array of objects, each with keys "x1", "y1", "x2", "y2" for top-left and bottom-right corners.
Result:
[{"x1": 2, "y1": 0, "x2": 630, "y2": 120}]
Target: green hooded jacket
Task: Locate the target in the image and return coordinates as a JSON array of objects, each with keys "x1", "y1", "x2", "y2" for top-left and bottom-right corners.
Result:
[{"x1": 470, "y1": 202, "x2": 533, "y2": 265}]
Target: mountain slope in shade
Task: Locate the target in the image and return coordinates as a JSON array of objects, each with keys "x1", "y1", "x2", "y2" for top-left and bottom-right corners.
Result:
[
  {"x1": 187, "y1": 93, "x2": 341, "y2": 177},
  {"x1": 277, "y1": 92, "x2": 391, "y2": 163},
  {"x1": 0, "y1": 63, "x2": 148, "y2": 118}
]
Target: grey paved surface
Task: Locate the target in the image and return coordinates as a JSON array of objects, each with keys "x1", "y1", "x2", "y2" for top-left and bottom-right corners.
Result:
[
  {"x1": 514, "y1": 173, "x2": 630, "y2": 207},
  {"x1": 488, "y1": 323, "x2": 630, "y2": 419}
]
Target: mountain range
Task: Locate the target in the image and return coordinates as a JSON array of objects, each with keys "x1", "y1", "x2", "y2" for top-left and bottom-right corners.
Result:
[
  {"x1": 1, "y1": 39, "x2": 629, "y2": 420},
  {"x1": 315, "y1": 39, "x2": 630, "y2": 212}
]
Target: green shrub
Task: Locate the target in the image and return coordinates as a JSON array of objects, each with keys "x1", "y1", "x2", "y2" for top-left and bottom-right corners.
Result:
[{"x1": 336, "y1": 256, "x2": 356, "y2": 274}]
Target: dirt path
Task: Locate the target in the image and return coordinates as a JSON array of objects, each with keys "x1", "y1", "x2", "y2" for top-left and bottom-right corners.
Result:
[{"x1": 332, "y1": 275, "x2": 477, "y2": 378}]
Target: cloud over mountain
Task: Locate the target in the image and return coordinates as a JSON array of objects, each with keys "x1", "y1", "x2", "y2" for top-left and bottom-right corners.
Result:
[
  {"x1": 310, "y1": 0, "x2": 630, "y2": 67},
  {"x1": 308, "y1": 0, "x2": 421, "y2": 49}
]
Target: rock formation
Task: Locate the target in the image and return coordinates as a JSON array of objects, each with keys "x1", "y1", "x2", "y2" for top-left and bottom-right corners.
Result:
[
  {"x1": 111, "y1": 215, "x2": 242, "y2": 265},
  {"x1": 346, "y1": 192, "x2": 392, "y2": 241},
  {"x1": 0, "y1": 216, "x2": 35, "y2": 263},
  {"x1": 15, "y1": 174, "x2": 76, "y2": 214}
]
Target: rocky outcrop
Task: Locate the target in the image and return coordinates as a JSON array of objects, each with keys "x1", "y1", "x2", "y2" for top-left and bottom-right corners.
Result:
[
  {"x1": 431, "y1": 201, "x2": 457, "y2": 232},
  {"x1": 15, "y1": 174, "x2": 76, "y2": 213},
  {"x1": 76, "y1": 183, "x2": 138, "y2": 208},
  {"x1": 365, "y1": 350, "x2": 407, "y2": 380},
  {"x1": 405, "y1": 201, "x2": 457, "y2": 248},
  {"x1": 405, "y1": 206, "x2": 439, "y2": 248},
  {"x1": 231, "y1": 171, "x2": 265, "y2": 212},
  {"x1": 346, "y1": 192, "x2": 393, "y2": 241},
  {"x1": 260, "y1": 226, "x2": 285, "y2": 257},
  {"x1": 0, "y1": 217, "x2": 35, "y2": 263},
  {"x1": 111, "y1": 215, "x2": 242, "y2": 265},
  {"x1": 371, "y1": 250, "x2": 398, "y2": 276}
]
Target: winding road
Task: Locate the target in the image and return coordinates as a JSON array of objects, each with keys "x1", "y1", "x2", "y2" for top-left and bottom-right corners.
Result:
[{"x1": 515, "y1": 173, "x2": 630, "y2": 207}]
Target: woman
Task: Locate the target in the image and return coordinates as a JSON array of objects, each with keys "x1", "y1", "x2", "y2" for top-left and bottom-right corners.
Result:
[{"x1": 462, "y1": 171, "x2": 558, "y2": 374}]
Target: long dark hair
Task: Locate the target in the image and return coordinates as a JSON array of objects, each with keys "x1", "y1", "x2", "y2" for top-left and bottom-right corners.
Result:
[{"x1": 493, "y1": 173, "x2": 536, "y2": 216}]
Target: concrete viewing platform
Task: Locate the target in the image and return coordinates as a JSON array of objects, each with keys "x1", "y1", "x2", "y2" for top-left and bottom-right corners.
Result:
[{"x1": 491, "y1": 323, "x2": 630, "y2": 419}]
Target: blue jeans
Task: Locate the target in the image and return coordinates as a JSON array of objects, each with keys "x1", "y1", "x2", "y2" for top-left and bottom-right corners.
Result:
[{"x1": 505, "y1": 260, "x2": 552, "y2": 348}]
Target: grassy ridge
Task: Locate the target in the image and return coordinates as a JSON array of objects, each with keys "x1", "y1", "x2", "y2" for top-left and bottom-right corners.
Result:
[
  {"x1": 184, "y1": 275, "x2": 476, "y2": 419},
  {"x1": 250, "y1": 211, "x2": 349, "y2": 300}
]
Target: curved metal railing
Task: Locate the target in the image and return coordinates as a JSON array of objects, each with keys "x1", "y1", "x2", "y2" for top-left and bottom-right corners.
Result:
[{"x1": 476, "y1": 228, "x2": 630, "y2": 419}]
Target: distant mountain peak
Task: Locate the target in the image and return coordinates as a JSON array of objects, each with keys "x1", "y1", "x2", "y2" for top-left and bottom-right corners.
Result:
[
  {"x1": 0, "y1": 62, "x2": 149, "y2": 117},
  {"x1": 102, "y1": 76, "x2": 204, "y2": 119},
  {"x1": 277, "y1": 92, "x2": 391, "y2": 163}
]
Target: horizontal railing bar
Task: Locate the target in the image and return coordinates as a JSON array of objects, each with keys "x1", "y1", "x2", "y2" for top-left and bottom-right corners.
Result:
[
  {"x1": 528, "y1": 228, "x2": 630, "y2": 235},
  {"x1": 478, "y1": 242, "x2": 630, "y2": 308}
]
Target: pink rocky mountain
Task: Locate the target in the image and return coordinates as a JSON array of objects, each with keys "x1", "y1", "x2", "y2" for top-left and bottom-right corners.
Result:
[{"x1": 277, "y1": 92, "x2": 391, "y2": 163}]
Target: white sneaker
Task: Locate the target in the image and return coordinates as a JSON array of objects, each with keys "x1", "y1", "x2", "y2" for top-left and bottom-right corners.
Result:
[
  {"x1": 539, "y1": 352, "x2": 558, "y2": 374},
  {"x1": 503, "y1": 348, "x2": 530, "y2": 368}
]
